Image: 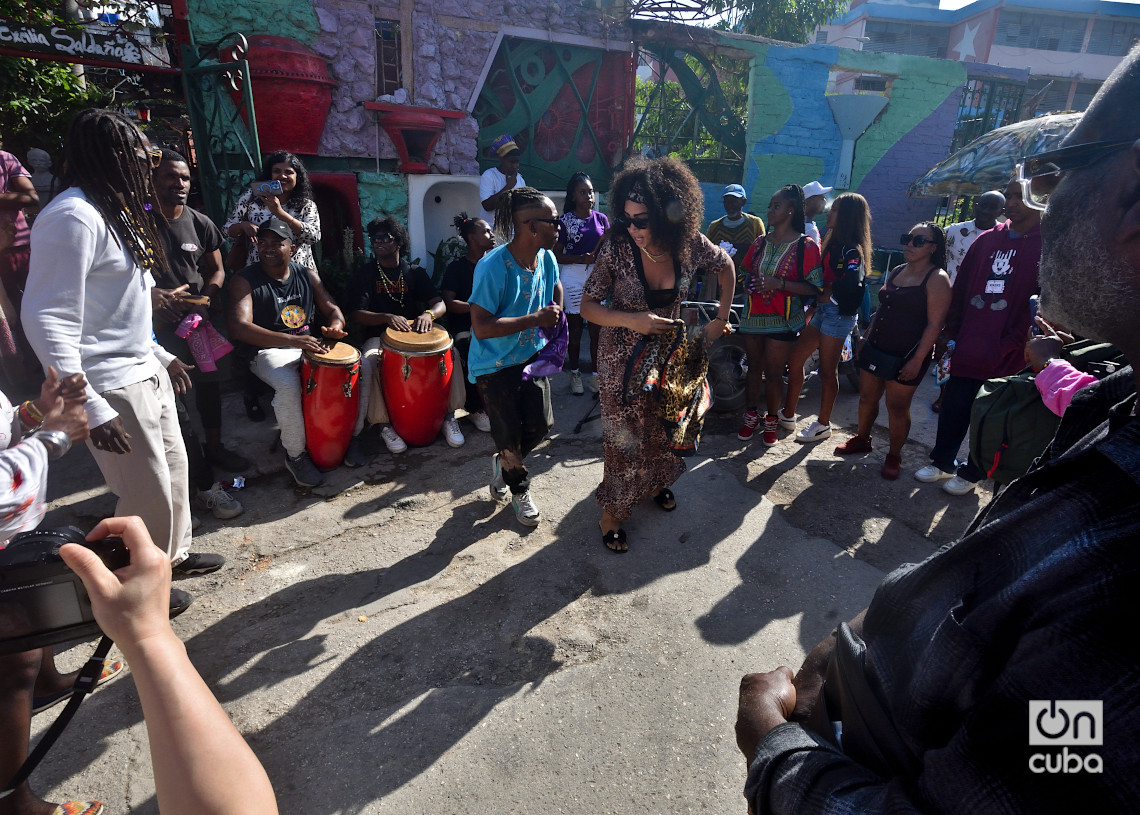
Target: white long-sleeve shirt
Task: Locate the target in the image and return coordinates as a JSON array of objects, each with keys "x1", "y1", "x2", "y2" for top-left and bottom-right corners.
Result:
[{"x1": 23, "y1": 188, "x2": 174, "y2": 428}]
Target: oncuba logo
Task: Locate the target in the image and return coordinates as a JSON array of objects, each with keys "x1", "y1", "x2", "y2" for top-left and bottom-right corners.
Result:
[{"x1": 1029, "y1": 701, "x2": 1103, "y2": 774}]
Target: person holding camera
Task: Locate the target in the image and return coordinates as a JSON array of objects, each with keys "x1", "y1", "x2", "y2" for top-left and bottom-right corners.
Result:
[
  {"x1": 224, "y1": 151, "x2": 320, "y2": 273},
  {"x1": 55, "y1": 516, "x2": 279, "y2": 815},
  {"x1": 0, "y1": 367, "x2": 113, "y2": 815}
]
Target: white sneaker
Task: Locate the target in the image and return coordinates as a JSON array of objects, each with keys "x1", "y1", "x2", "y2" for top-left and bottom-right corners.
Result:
[
  {"x1": 943, "y1": 475, "x2": 977, "y2": 496},
  {"x1": 442, "y1": 415, "x2": 465, "y2": 448},
  {"x1": 777, "y1": 409, "x2": 797, "y2": 431},
  {"x1": 469, "y1": 411, "x2": 491, "y2": 432},
  {"x1": 380, "y1": 425, "x2": 407, "y2": 454},
  {"x1": 196, "y1": 482, "x2": 243, "y2": 520},
  {"x1": 915, "y1": 464, "x2": 954, "y2": 483},
  {"x1": 795, "y1": 421, "x2": 831, "y2": 443},
  {"x1": 512, "y1": 489, "x2": 540, "y2": 526},
  {"x1": 586, "y1": 374, "x2": 600, "y2": 393},
  {"x1": 489, "y1": 453, "x2": 509, "y2": 501},
  {"x1": 569, "y1": 370, "x2": 584, "y2": 395}
]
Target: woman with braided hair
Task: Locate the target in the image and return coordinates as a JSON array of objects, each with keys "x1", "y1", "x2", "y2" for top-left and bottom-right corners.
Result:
[{"x1": 24, "y1": 108, "x2": 224, "y2": 576}]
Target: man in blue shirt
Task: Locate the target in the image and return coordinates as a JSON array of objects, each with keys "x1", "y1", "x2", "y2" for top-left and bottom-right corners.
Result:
[{"x1": 469, "y1": 187, "x2": 562, "y2": 527}]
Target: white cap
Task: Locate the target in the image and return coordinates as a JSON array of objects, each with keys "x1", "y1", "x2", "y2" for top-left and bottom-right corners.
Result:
[{"x1": 802, "y1": 181, "x2": 833, "y2": 198}]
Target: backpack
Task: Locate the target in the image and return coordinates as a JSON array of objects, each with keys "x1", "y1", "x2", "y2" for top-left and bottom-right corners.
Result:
[{"x1": 968, "y1": 340, "x2": 1125, "y2": 485}]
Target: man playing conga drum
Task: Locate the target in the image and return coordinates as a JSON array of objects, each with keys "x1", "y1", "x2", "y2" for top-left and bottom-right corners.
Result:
[{"x1": 227, "y1": 218, "x2": 349, "y2": 487}]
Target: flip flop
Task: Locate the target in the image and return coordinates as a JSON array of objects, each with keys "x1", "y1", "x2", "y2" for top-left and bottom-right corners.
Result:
[
  {"x1": 651, "y1": 488, "x2": 677, "y2": 512},
  {"x1": 33, "y1": 659, "x2": 124, "y2": 715},
  {"x1": 602, "y1": 528, "x2": 627, "y2": 553}
]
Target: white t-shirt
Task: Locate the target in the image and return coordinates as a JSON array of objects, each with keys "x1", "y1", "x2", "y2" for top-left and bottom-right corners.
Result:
[
  {"x1": 479, "y1": 166, "x2": 526, "y2": 226},
  {"x1": 804, "y1": 219, "x2": 821, "y2": 244}
]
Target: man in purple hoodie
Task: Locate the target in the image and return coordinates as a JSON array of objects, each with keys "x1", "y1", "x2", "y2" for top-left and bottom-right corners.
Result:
[{"x1": 915, "y1": 178, "x2": 1041, "y2": 495}]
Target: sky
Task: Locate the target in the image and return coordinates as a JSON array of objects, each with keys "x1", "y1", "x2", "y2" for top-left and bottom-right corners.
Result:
[{"x1": 939, "y1": 0, "x2": 1140, "y2": 5}]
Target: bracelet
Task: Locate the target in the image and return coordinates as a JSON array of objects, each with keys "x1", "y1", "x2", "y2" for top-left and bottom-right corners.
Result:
[
  {"x1": 422, "y1": 311, "x2": 434, "y2": 319},
  {"x1": 29, "y1": 429, "x2": 71, "y2": 460},
  {"x1": 18, "y1": 401, "x2": 44, "y2": 435}
]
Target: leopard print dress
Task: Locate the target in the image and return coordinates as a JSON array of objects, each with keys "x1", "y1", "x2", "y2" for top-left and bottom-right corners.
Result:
[{"x1": 583, "y1": 232, "x2": 731, "y2": 521}]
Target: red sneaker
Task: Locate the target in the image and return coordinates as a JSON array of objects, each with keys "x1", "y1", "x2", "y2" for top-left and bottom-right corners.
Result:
[
  {"x1": 881, "y1": 453, "x2": 902, "y2": 480},
  {"x1": 834, "y1": 435, "x2": 873, "y2": 455},
  {"x1": 762, "y1": 414, "x2": 779, "y2": 446},
  {"x1": 737, "y1": 409, "x2": 760, "y2": 441}
]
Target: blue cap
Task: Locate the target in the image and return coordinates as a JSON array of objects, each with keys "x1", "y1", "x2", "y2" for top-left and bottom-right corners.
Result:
[{"x1": 723, "y1": 184, "x2": 747, "y2": 200}]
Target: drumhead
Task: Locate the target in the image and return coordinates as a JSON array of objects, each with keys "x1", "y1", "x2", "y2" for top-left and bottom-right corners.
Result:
[
  {"x1": 382, "y1": 326, "x2": 453, "y2": 355},
  {"x1": 305, "y1": 341, "x2": 361, "y2": 366}
]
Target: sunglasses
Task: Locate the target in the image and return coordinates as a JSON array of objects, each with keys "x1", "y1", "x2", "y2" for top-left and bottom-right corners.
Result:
[
  {"x1": 1016, "y1": 138, "x2": 1134, "y2": 212},
  {"x1": 900, "y1": 233, "x2": 934, "y2": 248},
  {"x1": 618, "y1": 214, "x2": 651, "y2": 231},
  {"x1": 525, "y1": 217, "x2": 560, "y2": 226},
  {"x1": 370, "y1": 233, "x2": 395, "y2": 243},
  {"x1": 137, "y1": 146, "x2": 163, "y2": 168}
]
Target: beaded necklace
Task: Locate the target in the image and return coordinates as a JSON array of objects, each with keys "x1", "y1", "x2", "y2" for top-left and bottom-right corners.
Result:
[{"x1": 376, "y1": 259, "x2": 406, "y2": 306}]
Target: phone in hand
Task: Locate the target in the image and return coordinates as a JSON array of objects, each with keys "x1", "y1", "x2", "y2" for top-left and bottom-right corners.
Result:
[
  {"x1": 1029, "y1": 295, "x2": 1043, "y2": 336},
  {"x1": 249, "y1": 179, "x2": 283, "y2": 197}
]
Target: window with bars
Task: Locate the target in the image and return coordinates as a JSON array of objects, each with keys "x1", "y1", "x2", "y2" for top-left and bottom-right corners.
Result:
[
  {"x1": 1087, "y1": 19, "x2": 1140, "y2": 56},
  {"x1": 995, "y1": 11, "x2": 1086, "y2": 53},
  {"x1": 863, "y1": 20, "x2": 950, "y2": 58},
  {"x1": 950, "y1": 76, "x2": 1025, "y2": 152},
  {"x1": 375, "y1": 19, "x2": 403, "y2": 96}
]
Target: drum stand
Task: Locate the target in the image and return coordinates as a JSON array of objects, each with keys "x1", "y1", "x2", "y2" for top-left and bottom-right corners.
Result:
[{"x1": 573, "y1": 390, "x2": 601, "y2": 434}]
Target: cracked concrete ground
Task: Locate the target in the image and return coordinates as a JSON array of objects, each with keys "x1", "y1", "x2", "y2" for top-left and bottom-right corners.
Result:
[{"x1": 30, "y1": 368, "x2": 986, "y2": 814}]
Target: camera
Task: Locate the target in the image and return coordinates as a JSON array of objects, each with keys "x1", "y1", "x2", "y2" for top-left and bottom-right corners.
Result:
[
  {"x1": 249, "y1": 179, "x2": 283, "y2": 197},
  {"x1": 0, "y1": 527, "x2": 127, "y2": 654}
]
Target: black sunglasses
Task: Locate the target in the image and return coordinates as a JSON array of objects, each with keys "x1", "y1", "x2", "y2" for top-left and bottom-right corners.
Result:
[
  {"x1": 900, "y1": 233, "x2": 933, "y2": 248},
  {"x1": 370, "y1": 233, "x2": 396, "y2": 243},
  {"x1": 525, "y1": 217, "x2": 560, "y2": 226},
  {"x1": 618, "y1": 214, "x2": 651, "y2": 231}
]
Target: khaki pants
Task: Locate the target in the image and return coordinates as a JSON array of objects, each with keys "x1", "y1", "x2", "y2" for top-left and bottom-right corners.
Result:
[{"x1": 88, "y1": 373, "x2": 192, "y2": 564}]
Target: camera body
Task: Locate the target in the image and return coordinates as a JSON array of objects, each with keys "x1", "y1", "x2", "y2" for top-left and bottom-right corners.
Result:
[
  {"x1": 0, "y1": 528, "x2": 128, "y2": 654},
  {"x1": 249, "y1": 179, "x2": 283, "y2": 197}
]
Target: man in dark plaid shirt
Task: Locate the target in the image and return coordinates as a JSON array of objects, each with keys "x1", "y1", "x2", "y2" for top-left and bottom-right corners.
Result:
[{"x1": 736, "y1": 45, "x2": 1140, "y2": 814}]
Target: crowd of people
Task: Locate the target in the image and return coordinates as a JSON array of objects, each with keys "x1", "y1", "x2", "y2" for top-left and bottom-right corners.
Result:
[{"x1": 0, "y1": 41, "x2": 1137, "y2": 814}]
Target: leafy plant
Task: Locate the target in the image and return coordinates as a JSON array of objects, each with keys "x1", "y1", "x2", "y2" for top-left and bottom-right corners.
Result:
[{"x1": 706, "y1": 0, "x2": 850, "y2": 43}]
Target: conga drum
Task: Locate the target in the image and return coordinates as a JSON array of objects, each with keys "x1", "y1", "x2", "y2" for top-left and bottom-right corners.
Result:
[
  {"x1": 380, "y1": 327, "x2": 453, "y2": 446},
  {"x1": 302, "y1": 342, "x2": 361, "y2": 470}
]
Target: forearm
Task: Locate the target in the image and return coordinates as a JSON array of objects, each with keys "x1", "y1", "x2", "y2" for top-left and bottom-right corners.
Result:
[
  {"x1": 444, "y1": 297, "x2": 471, "y2": 315},
  {"x1": 0, "y1": 191, "x2": 35, "y2": 209},
  {"x1": 472, "y1": 311, "x2": 538, "y2": 340},
  {"x1": 124, "y1": 631, "x2": 278, "y2": 815},
  {"x1": 230, "y1": 322, "x2": 301, "y2": 349},
  {"x1": 351, "y1": 310, "x2": 390, "y2": 327},
  {"x1": 580, "y1": 298, "x2": 634, "y2": 329}
]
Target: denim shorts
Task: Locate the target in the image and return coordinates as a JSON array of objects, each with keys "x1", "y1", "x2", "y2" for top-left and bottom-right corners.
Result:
[{"x1": 811, "y1": 300, "x2": 858, "y2": 339}]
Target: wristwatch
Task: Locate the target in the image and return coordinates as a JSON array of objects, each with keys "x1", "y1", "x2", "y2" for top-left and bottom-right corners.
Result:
[{"x1": 29, "y1": 429, "x2": 72, "y2": 460}]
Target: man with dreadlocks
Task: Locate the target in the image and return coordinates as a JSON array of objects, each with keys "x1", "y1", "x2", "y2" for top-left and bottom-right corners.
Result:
[{"x1": 22, "y1": 108, "x2": 224, "y2": 576}]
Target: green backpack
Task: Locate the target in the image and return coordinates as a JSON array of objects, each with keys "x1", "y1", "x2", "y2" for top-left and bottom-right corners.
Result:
[{"x1": 968, "y1": 340, "x2": 1125, "y2": 485}]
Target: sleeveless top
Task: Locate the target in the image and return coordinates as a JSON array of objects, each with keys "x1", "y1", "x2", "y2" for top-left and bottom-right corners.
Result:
[
  {"x1": 867, "y1": 264, "x2": 937, "y2": 357},
  {"x1": 235, "y1": 261, "x2": 315, "y2": 360}
]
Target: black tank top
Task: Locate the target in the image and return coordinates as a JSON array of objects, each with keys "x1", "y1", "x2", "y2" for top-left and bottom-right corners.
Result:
[
  {"x1": 867, "y1": 265, "x2": 937, "y2": 357},
  {"x1": 236, "y1": 262, "x2": 315, "y2": 358}
]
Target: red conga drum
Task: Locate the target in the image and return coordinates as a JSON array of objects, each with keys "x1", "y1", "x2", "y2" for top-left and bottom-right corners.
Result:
[
  {"x1": 380, "y1": 327, "x2": 453, "y2": 446},
  {"x1": 302, "y1": 342, "x2": 361, "y2": 469}
]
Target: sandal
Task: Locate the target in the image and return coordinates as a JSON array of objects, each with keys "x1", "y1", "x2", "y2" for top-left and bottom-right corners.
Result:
[
  {"x1": 602, "y1": 528, "x2": 627, "y2": 553},
  {"x1": 33, "y1": 659, "x2": 123, "y2": 715},
  {"x1": 651, "y1": 488, "x2": 677, "y2": 512}
]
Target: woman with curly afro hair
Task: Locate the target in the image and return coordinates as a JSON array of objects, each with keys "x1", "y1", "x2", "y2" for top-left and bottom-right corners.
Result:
[{"x1": 580, "y1": 157, "x2": 735, "y2": 553}]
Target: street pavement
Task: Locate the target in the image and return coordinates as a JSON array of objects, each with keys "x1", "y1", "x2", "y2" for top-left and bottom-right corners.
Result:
[{"x1": 31, "y1": 368, "x2": 981, "y2": 814}]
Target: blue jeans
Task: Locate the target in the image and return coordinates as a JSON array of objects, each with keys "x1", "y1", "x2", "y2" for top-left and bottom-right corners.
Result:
[{"x1": 929, "y1": 375, "x2": 986, "y2": 481}]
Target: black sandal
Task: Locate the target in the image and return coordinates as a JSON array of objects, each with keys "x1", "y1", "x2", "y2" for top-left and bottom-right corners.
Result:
[
  {"x1": 652, "y1": 488, "x2": 677, "y2": 512},
  {"x1": 602, "y1": 528, "x2": 627, "y2": 553}
]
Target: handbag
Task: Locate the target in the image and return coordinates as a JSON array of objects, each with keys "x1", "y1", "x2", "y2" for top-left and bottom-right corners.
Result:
[{"x1": 856, "y1": 341, "x2": 909, "y2": 380}]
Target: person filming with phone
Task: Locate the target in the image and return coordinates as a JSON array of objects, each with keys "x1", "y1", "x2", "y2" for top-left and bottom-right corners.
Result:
[{"x1": 224, "y1": 151, "x2": 321, "y2": 272}]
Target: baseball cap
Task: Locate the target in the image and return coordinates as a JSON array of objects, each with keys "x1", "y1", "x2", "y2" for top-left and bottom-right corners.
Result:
[
  {"x1": 491, "y1": 134, "x2": 520, "y2": 158},
  {"x1": 802, "y1": 181, "x2": 833, "y2": 198},
  {"x1": 723, "y1": 184, "x2": 747, "y2": 200},
  {"x1": 257, "y1": 217, "x2": 293, "y2": 240}
]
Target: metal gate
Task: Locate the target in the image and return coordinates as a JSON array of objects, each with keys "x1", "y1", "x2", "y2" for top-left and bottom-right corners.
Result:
[
  {"x1": 180, "y1": 33, "x2": 260, "y2": 226},
  {"x1": 950, "y1": 76, "x2": 1025, "y2": 154}
]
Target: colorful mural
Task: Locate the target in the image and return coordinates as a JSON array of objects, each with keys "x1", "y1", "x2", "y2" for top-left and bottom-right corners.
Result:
[
  {"x1": 732, "y1": 39, "x2": 968, "y2": 247},
  {"x1": 473, "y1": 38, "x2": 635, "y2": 191}
]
